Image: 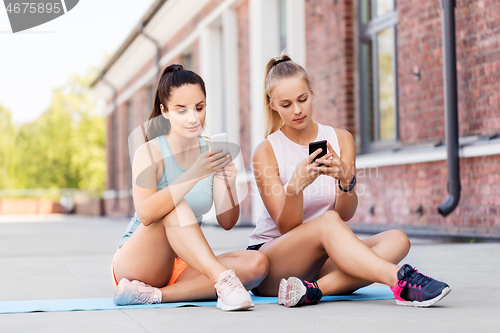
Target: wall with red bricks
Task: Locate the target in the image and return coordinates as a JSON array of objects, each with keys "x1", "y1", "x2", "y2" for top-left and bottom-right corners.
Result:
[
  {"x1": 351, "y1": 154, "x2": 500, "y2": 230},
  {"x1": 236, "y1": 0, "x2": 252, "y2": 223},
  {"x1": 397, "y1": 0, "x2": 500, "y2": 146},
  {"x1": 455, "y1": 0, "x2": 500, "y2": 136},
  {"x1": 104, "y1": 197, "x2": 131, "y2": 218},
  {"x1": 342, "y1": 0, "x2": 500, "y2": 232},
  {"x1": 0, "y1": 199, "x2": 65, "y2": 214},
  {"x1": 305, "y1": 0, "x2": 356, "y2": 137}
]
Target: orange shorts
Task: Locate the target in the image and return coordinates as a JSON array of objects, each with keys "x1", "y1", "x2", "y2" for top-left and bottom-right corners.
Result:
[{"x1": 112, "y1": 248, "x2": 189, "y2": 287}]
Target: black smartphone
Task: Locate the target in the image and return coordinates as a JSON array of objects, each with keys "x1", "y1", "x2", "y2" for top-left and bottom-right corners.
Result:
[{"x1": 309, "y1": 140, "x2": 327, "y2": 163}]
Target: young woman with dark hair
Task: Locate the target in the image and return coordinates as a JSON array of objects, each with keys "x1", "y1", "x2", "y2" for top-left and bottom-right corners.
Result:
[{"x1": 111, "y1": 64, "x2": 268, "y2": 311}]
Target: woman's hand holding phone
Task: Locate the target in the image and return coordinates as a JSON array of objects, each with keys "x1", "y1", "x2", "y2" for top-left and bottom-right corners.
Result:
[
  {"x1": 214, "y1": 159, "x2": 237, "y2": 185},
  {"x1": 312, "y1": 142, "x2": 352, "y2": 185},
  {"x1": 190, "y1": 148, "x2": 229, "y2": 181},
  {"x1": 287, "y1": 148, "x2": 324, "y2": 195}
]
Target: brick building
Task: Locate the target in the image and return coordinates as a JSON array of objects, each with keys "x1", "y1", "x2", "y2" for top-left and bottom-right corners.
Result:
[{"x1": 92, "y1": 0, "x2": 500, "y2": 238}]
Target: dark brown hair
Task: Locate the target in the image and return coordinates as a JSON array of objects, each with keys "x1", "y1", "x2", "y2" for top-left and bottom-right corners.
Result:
[{"x1": 145, "y1": 64, "x2": 206, "y2": 142}]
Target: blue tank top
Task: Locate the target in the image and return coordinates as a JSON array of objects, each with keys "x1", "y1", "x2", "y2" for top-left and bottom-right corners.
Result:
[{"x1": 118, "y1": 135, "x2": 214, "y2": 248}]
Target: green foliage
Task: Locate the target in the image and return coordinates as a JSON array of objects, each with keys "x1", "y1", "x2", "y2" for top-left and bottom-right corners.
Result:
[
  {"x1": 0, "y1": 69, "x2": 106, "y2": 194},
  {"x1": 0, "y1": 106, "x2": 18, "y2": 189}
]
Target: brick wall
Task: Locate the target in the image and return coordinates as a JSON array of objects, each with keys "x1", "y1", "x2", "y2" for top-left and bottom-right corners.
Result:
[
  {"x1": 0, "y1": 199, "x2": 65, "y2": 214},
  {"x1": 351, "y1": 154, "x2": 500, "y2": 230},
  {"x1": 455, "y1": 0, "x2": 500, "y2": 136},
  {"x1": 237, "y1": 0, "x2": 252, "y2": 223},
  {"x1": 301, "y1": 0, "x2": 500, "y2": 233},
  {"x1": 305, "y1": 0, "x2": 356, "y2": 137},
  {"x1": 397, "y1": 0, "x2": 500, "y2": 146}
]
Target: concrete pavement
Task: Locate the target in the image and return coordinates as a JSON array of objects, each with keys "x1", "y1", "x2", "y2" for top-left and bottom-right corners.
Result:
[{"x1": 0, "y1": 214, "x2": 499, "y2": 333}]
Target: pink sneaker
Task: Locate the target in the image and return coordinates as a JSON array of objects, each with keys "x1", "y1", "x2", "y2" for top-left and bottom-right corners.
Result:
[
  {"x1": 114, "y1": 278, "x2": 162, "y2": 305},
  {"x1": 214, "y1": 270, "x2": 254, "y2": 311}
]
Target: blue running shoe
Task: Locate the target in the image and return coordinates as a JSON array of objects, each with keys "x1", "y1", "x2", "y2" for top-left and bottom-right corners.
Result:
[
  {"x1": 390, "y1": 264, "x2": 451, "y2": 307},
  {"x1": 278, "y1": 277, "x2": 323, "y2": 307}
]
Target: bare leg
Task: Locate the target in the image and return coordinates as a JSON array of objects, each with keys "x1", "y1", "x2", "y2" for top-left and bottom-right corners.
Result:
[
  {"x1": 160, "y1": 250, "x2": 268, "y2": 302},
  {"x1": 255, "y1": 211, "x2": 403, "y2": 296},
  {"x1": 315, "y1": 229, "x2": 411, "y2": 295},
  {"x1": 114, "y1": 200, "x2": 233, "y2": 289}
]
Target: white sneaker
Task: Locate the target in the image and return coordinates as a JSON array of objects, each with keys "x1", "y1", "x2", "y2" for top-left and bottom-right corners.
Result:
[
  {"x1": 214, "y1": 270, "x2": 254, "y2": 311},
  {"x1": 114, "y1": 278, "x2": 162, "y2": 305}
]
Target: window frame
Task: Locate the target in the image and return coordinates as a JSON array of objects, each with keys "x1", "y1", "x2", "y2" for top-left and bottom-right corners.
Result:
[{"x1": 358, "y1": 0, "x2": 400, "y2": 154}]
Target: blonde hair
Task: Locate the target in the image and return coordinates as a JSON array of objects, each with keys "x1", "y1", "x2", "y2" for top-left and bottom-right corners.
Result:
[{"x1": 263, "y1": 53, "x2": 311, "y2": 137}]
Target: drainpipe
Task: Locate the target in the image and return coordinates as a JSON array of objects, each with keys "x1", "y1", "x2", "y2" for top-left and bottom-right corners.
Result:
[
  {"x1": 101, "y1": 78, "x2": 119, "y2": 212},
  {"x1": 438, "y1": 0, "x2": 461, "y2": 217},
  {"x1": 139, "y1": 24, "x2": 162, "y2": 84},
  {"x1": 138, "y1": 24, "x2": 161, "y2": 162}
]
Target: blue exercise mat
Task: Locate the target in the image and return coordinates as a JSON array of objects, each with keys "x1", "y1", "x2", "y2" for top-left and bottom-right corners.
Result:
[{"x1": 0, "y1": 286, "x2": 394, "y2": 314}]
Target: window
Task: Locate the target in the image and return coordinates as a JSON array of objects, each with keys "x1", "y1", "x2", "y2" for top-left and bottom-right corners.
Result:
[
  {"x1": 279, "y1": 0, "x2": 287, "y2": 52},
  {"x1": 180, "y1": 53, "x2": 193, "y2": 70},
  {"x1": 359, "y1": 0, "x2": 398, "y2": 152}
]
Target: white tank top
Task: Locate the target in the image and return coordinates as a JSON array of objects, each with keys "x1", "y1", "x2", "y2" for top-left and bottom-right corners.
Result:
[{"x1": 248, "y1": 123, "x2": 341, "y2": 246}]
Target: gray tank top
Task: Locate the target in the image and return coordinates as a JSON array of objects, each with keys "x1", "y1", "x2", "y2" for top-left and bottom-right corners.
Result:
[{"x1": 118, "y1": 135, "x2": 214, "y2": 248}]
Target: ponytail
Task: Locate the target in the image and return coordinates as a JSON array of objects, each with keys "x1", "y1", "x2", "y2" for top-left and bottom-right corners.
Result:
[{"x1": 262, "y1": 53, "x2": 311, "y2": 138}]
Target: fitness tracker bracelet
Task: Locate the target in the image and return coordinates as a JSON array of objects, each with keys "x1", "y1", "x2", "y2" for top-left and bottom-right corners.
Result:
[{"x1": 338, "y1": 175, "x2": 356, "y2": 192}]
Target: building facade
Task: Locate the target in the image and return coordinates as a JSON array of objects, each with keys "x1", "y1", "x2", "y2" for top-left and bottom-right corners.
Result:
[{"x1": 93, "y1": 0, "x2": 500, "y2": 238}]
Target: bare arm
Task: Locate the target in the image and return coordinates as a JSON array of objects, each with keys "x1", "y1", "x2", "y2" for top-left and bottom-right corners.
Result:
[
  {"x1": 313, "y1": 129, "x2": 358, "y2": 221},
  {"x1": 333, "y1": 130, "x2": 358, "y2": 221},
  {"x1": 132, "y1": 141, "x2": 228, "y2": 226},
  {"x1": 252, "y1": 140, "x2": 322, "y2": 235},
  {"x1": 212, "y1": 159, "x2": 240, "y2": 230}
]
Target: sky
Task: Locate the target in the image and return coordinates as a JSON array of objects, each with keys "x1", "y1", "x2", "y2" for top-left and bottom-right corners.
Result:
[{"x1": 0, "y1": 0, "x2": 156, "y2": 125}]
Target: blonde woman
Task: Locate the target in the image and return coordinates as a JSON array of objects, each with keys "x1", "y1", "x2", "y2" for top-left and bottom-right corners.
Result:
[{"x1": 247, "y1": 54, "x2": 451, "y2": 308}]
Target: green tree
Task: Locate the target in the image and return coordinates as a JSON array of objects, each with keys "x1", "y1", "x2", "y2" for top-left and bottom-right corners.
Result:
[
  {"x1": 0, "y1": 105, "x2": 18, "y2": 189},
  {"x1": 1, "y1": 69, "x2": 106, "y2": 194}
]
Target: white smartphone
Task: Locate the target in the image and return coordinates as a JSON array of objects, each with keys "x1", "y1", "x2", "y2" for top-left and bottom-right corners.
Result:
[{"x1": 210, "y1": 133, "x2": 228, "y2": 152}]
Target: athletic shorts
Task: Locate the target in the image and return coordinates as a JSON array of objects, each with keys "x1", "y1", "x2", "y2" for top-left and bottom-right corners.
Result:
[
  {"x1": 112, "y1": 248, "x2": 189, "y2": 287},
  {"x1": 246, "y1": 242, "x2": 265, "y2": 251}
]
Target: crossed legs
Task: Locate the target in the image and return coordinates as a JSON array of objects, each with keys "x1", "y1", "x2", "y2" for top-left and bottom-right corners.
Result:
[
  {"x1": 113, "y1": 199, "x2": 268, "y2": 302},
  {"x1": 254, "y1": 210, "x2": 410, "y2": 296}
]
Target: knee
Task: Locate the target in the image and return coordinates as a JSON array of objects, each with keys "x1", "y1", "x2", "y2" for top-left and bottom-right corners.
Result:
[
  {"x1": 314, "y1": 210, "x2": 350, "y2": 241},
  {"x1": 246, "y1": 251, "x2": 269, "y2": 281},
  {"x1": 318, "y1": 210, "x2": 344, "y2": 230},
  {"x1": 389, "y1": 229, "x2": 411, "y2": 256}
]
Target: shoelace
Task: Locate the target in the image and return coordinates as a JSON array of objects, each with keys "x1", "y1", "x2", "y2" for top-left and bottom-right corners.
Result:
[
  {"x1": 133, "y1": 282, "x2": 158, "y2": 304},
  {"x1": 403, "y1": 268, "x2": 433, "y2": 288},
  {"x1": 217, "y1": 274, "x2": 244, "y2": 298}
]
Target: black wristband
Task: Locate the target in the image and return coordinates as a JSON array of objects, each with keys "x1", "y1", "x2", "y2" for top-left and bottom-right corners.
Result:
[{"x1": 338, "y1": 175, "x2": 356, "y2": 192}]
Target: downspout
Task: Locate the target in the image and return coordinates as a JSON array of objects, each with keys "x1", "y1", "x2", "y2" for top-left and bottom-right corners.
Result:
[
  {"x1": 139, "y1": 24, "x2": 162, "y2": 85},
  {"x1": 138, "y1": 24, "x2": 162, "y2": 168},
  {"x1": 101, "y1": 78, "x2": 119, "y2": 212},
  {"x1": 438, "y1": 0, "x2": 461, "y2": 217}
]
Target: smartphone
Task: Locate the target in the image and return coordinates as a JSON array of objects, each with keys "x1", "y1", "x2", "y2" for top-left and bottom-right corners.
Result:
[
  {"x1": 210, "y1": 133, "x2": 228, "y2": 152},
  {"x1": 309, "y1": 140, "x2": 327, "y2": 163}
]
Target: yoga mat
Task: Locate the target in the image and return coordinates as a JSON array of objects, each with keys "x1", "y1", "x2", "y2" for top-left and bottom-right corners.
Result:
[{"x1": 0, "y1": 286, "x2": 394, "y2": 314}]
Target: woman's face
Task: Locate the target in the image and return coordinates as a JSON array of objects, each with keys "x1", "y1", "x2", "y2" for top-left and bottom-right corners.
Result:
[
  {"x1": 269, "y1": 76, "x2": 314, "y2": 130},
  {"x1": 161, "y1": 84, "x2": 206, "y2": 139}
]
